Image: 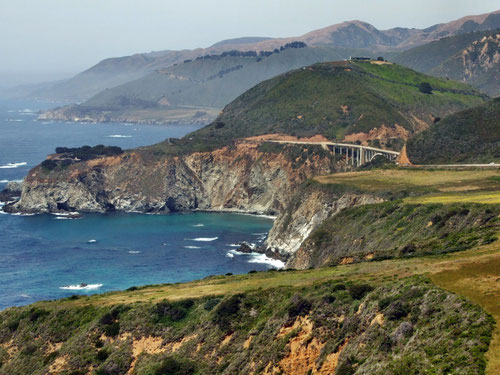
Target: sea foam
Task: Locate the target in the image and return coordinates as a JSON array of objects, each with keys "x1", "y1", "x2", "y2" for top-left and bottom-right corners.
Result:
[
  {"x1": 59, "y1": 283, "x2": 103, "y2": 291},
  {"x1": 0, "y1": 162, "x2": 27, "y2": 169},
  {"x1": 108, "y1": 135, "x2": 132, "y2": 138},
  {"x1": 190, "y1": 237, "x2": 218, "y2": 242}
]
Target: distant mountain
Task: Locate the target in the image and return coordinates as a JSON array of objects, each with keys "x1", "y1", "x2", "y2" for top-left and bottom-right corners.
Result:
[
  {"x1": 39, "y1": 45, "x2": 374, "y2": 123},
  {"x1": 407, "y1": 98, "x2": 500, "y2": 164},
  {"x1": 26, "y1": 9, "x2": 500, "y2": 103},
  {"x1": 394, "y1": 30, "x2": 500, "y2": 96}
]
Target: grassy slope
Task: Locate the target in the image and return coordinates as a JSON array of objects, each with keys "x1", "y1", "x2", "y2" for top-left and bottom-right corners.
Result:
[
  {"x1": 406, "y1": 99, "x2": 500, "y2": 164},
  {"x1": 143, "y1": 61, "x2": 484, "y2": 156}
]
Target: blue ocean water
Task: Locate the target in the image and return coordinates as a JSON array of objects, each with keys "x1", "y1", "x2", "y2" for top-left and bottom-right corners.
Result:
[{"x1": 0, "y1": 99, "x2": 275, "y2": 310}]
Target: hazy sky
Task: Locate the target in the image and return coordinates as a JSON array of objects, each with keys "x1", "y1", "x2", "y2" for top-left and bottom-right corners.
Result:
[{"x1": 0, "y1": 0, "x2": 499, "y2": 84}]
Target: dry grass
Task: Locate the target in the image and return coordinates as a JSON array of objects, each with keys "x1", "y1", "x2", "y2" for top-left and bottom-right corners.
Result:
[{"x1": 315, "y1": 169, "x2": 500, "y2": 191}]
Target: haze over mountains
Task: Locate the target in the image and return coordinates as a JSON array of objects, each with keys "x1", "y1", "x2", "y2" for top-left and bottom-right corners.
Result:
[{"x1": 25, "y1": 9, "x2": 500, "y2": 104}]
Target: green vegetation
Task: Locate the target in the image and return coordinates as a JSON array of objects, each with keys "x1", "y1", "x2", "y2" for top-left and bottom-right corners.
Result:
[
  {"x1": 143, "y1": 61, "x2": 484, "y2": 155},
  {"x1": 407, "y1": 99, "x2": 500, "y2": 164},
  {"x1": 303, "y1": 201, "x2": 499, "y2": 267},
  {"x1": 41, "y1": 145, "x2": 123, "y2": 171},
  {"x1": 0, "y1": 277, "x2": 492, "y2": 375}
]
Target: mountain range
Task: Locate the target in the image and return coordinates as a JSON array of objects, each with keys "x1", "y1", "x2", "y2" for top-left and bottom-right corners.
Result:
[{"x1": 19, "y1": 9, "x2": 500, "y2": 105}]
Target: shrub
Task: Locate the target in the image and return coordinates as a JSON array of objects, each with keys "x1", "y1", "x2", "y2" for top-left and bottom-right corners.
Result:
[
  {"x1": 96, "y1": 349, "x2": 109, "y2": 361},
  {"x1": 287, "y1": 295, "x2": 312, "y2": 318},
  {"x1": 386, "y1": 301, "x2": 409, "y2": 320},
  {"x1": 347, "y1": 284, "x2": 373, "y2": 300},
  {"x1": 213, "y1": 294, "x2": 243, "y2": 330},
  {"x1": 155, "y1": 357, "x2": 196, "y2": 375},
  {"x1": 204, "y1": 298, "x2": 221, "y2": 311},
  {"x1": 418, "y1": 82, "x2": 433, "y2": 94},
  {"x1": 155, "y1": 300, "x2": 193, "y2": 323},
  {"x1": 104, "y1": 322, "x2": 120, "y2": 337}
]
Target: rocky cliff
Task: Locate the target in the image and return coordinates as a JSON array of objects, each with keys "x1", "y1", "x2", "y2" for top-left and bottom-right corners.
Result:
[
  {"x1": 264, "y1": 183, "x2": 384, "y2": 261},
  {"x1": 9, "y1": 141, "x2": 338, "y2": 217}
]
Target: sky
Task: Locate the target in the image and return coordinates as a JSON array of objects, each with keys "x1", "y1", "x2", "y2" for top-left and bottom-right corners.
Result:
[{"x1": 0, "y1": 0, "x2": 499, "y2": 85}]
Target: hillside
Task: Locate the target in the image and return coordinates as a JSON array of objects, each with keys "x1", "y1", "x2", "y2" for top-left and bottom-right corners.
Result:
[
  {"x1": 0, "y1": 269, "x2": 494, "y2": 374},
  {"x1": 164, "y1": 60, "x2": 485, "y2": 153},
  {"x1": 406, "y1": 98, "x2": 500, "y2": 164},
  {"x1": 394, "y1": 30, "x2": 500, "y2": 96},
  {"x1": 3, "y1": 167, "x2": 500, "y2": 373},
  {"x1": 23, "y1": 10, "x2": 500, "y2": 103},
  {"x1": 83, "y1": 46, "x2": 368, "y2": 108}
]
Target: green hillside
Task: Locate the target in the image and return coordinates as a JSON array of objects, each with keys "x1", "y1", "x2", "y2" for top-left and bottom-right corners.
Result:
[
  {"x1": 407, "y1": 98, "x2": 500, "y2": 164},
  {"x1": 393, "y1": 30, "x2": 500, "y2": 96},
  {"x1": 147, "y1": 60, "x2": 485, "y2": 154}
]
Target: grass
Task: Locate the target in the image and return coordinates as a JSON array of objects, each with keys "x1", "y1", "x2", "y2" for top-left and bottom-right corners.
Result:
[
  {"x1": 27, "y1": 232, "x2": 500, "y2": 374},
  {"x1": 314, "y1": 168, "x2": 500, "y2": 201}
]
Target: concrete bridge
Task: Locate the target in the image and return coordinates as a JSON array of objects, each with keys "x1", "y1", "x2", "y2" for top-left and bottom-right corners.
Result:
[{"x1": 265, "y1": 140, "x2": 400, "y2": 167}]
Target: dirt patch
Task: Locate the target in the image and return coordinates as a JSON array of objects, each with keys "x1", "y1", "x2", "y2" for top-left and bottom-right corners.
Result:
[
  {"x1": 127, "y1": 336, "x2": 166, "y2": 375},
  {"x1": 371, "y1": 313, "x2": 385, "y2": 326},
  {"x1": 364, "y1": 253, "x2": 375, "y2": 260},
  {"x1": 220, "y1": 333, "x2": 233, "y2": 348},
  {"x1": 343, "y1": 124, "x2": 410, "y2": 145},
  {"x1": 317, "y1": 340, "x2": 348, "y2": 374},
  {"x1": 48, "y1": 355, "x2": 69, "y2": 374},
  {"x1": 244, "y1": 133, "x2": 331, "y2": 143},
  {"x1": 243, "y1": 336, "x2": 253, "y2": 349},
  {"x1": 340, "y1": 257, "x2": 354, "y2": 265}
]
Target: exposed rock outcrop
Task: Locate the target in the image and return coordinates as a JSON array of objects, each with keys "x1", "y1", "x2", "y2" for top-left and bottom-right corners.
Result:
[{"x1": 264, "y1": 185, "x2": 384, "y2": 263}]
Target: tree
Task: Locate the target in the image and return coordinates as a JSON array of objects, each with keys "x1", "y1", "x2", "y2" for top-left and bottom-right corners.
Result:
[{"x1": 418, "y1": 82, "x2": 433, "y2": 94}]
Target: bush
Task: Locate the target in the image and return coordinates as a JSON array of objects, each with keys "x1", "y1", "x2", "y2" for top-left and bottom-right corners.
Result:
[
  {"x1": 347, "y1": 284, "x2": 373, "y2": 300},
  {"x1": 204, "y1": 298, "x2": 221, "y2": 311},
  {"x1": 287, "y1": 295, "x2": 312, "y2": 318},
  {"x1": 104, "y1": 322, "x2": 120, "y2": 337},
  {"x1": 213, "y1": 294, "x2": 243, "y2": 331},
  {"x1": 155, "y1": 300, "x2": 193, "y2": 323},
  {"x1": 96, "y1": 349, "x2": 109, "y2": 361},
  {"x1": 418, "y1": 82, "x2": 433, "y2": 94},
  {"x1": 386, "y1": 301, "x2": 409, "y2": 320},
  {"x1": 155, "y1": 357, "x2": 196, "y2": 375}
]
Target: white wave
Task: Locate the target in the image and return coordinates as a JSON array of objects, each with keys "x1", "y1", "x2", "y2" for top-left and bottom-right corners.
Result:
[
  {"x1": 190, "y1": 237, "x2": 218, "y2": 242},
  {"x1": 59, "y1": 283, "x2": 103, "y2": 291},
  {"x1": 184, "y1": 245, "x2": 201, "y2": 249},
  {"x1": 128, "y1": 250, "x2": 141, "y2": 254},
  {"x1": 108, "y1": 134, "x2": 132, "y2": 138},
  {"x1": 0, "y1": 179, "x2": 23, "y2": 183},
  {"x1": 193, "y1": 223, "x2": 204, "y2": 227},
  {"x1": 162, "y1": 243, "x2": 168, "y2": 246},
  {"x1": 19, "y1": 294, "x2": 30, "y2": 298},
  {"x1": 87, "y1": 239, "x2": 97, "y2": 243},
  {"x1": 228, "y1": 249, "x2": 245, "y2": 256},
  {"x1": 11, "y1": 212, "x2": 35, "y2": 216},
  {"x1": 7, "y1": 119, "x2": 23, "y2": 122},
  {"x1": 227, "y1": 243, "x2": 241, "y2": 247},
  {"x1": 248, "y1": 253, "x2": 285, "y2": 269},
  {"x1": 53, "y1": 212, "x2": 81, "y2": 220},
  {"x1": 0, "y1": 162, "x2": 27, "y2": 169},
  {"x1": 227, "y1": 249, "x2": 284, "y2": 269},
  {"x1": 19, "y1": 109, "x2": 34, "y2": 113}
]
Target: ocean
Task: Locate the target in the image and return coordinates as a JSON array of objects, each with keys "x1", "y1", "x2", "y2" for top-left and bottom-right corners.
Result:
[{"x1": 0, "y1": 99, "x2": 277, "y2": 310}]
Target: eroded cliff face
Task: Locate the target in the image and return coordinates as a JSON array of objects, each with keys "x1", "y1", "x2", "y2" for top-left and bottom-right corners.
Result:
[
  {"x1": 264, "y1": 186, "x2": 384, "y2": 263},
  {"x1": 12, "y1": 142, "x2": 337, "y2": 217}
]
